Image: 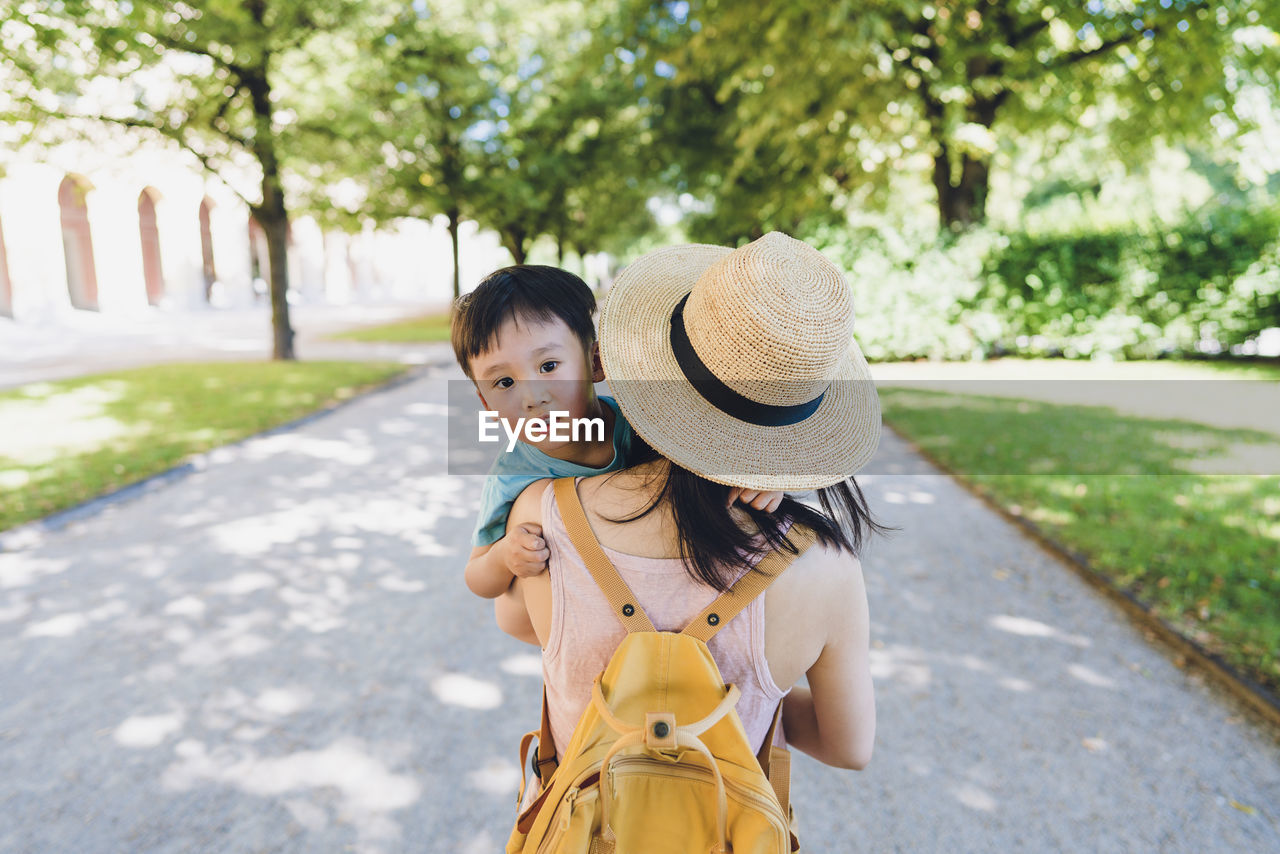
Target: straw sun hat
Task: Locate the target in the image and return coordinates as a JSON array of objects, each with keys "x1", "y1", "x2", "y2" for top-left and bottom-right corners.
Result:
[{"x1": 599, "y1": 231, "x2": 881, "y2": 491}]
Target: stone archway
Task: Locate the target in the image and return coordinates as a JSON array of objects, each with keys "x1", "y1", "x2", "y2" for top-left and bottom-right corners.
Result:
[
  {"x1": 138, "y1": 188, "x2": 165, "y2": 305},
  {"x1": 0, "y1": 211, "x2": 12, "y2": 318},
  {"x1": 58, "y1": 175, "x2": 99, "y2": 310},
  {"x1": 198, "y1": 197, "x2": 216, "y2": 302}
]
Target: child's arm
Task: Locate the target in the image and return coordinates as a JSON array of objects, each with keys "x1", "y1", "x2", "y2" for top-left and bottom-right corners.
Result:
[
  {"x1": 495, "y1": 581, "x2": 539, "y2": 645},
  {"x1": 494, "y1": 480, "x2": 555, "y2": 646},
  {"x1": 464, "y1": 523, "x2": 550, "y2": 599}
]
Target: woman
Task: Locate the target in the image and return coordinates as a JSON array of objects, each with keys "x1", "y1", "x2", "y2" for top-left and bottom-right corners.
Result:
[{"x1": 497, "y1": 232, "x2": 884, "y2": 825}]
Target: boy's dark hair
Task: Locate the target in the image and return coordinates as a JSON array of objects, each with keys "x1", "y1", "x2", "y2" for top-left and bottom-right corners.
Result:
[{"x1": 451, "y1": 265, "x2": 597, "y2": 379}]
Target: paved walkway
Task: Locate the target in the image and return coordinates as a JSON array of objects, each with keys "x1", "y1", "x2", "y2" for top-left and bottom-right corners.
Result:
[{"x1": 1, "y1": 367, "x2": 1278, "y2": 852}]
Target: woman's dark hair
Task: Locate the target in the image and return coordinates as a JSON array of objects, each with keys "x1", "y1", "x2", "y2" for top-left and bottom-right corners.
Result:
[
  {"x1": 451, "y1": 265, "x2": 597, "y2": 379},
  {"x1": 606, "y1": 433, "x2": 893, "y2": 592}
]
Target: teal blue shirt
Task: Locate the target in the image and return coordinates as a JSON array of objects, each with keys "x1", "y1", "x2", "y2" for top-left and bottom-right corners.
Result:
[{"x1": 472, "y1": 395, "x2": 636, "y2": 547}]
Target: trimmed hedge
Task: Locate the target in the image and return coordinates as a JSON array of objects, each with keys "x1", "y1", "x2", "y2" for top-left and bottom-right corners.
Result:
[{"x1": 817, "y1": 204, "x2": 1280, "y2": 361}]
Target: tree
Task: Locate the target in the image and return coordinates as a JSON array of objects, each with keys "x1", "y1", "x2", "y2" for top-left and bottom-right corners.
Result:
[
  {"x1": 624, "y1": 0, "x2": 1280, "y2": 232},
  {"x1": 530, "y1": 49, "x2": 664, "y2": 261},
  {"x1": 1, "y1": 0, "x2": 386, "y2": 358},
  {"x1": 462, "y1": 0, "x2": 659, "y2": 265},
  {"x1": 294, "y1": 2, "x2": 502, "y2": 301},
  {"x1": 296, "y1": 0, "x2": 659, "y2": 286}
]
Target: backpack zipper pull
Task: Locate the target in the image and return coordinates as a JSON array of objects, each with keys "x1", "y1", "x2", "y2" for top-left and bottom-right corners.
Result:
[{"x1": 560, "y1": 787, "x2": 579, "y2": 832}]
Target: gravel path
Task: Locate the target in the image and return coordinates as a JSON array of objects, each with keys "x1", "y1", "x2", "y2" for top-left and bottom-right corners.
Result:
[{"x1": 1, "y1": 366, "x2": 1277, "y2": 852}]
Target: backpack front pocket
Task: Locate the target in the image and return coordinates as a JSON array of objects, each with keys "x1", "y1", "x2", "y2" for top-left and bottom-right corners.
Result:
[
  {"x1": 601, "y1": 755, "x2": 789, "y2": 853},
  {"x1": 535, "y1": 779, "x2": 601, "y2": 854}
]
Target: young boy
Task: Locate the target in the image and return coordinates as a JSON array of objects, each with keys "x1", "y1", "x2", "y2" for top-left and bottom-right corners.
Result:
[{"x1": 452, "y1": 265, "x2": 782, "y2": 600}]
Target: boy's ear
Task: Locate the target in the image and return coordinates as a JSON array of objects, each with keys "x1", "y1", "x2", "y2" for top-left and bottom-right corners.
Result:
[{"x1": 589, "y1": 340, "x2": 605, "y2": 383}]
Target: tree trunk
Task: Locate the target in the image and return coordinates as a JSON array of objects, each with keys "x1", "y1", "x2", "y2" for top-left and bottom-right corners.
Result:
[
  {"x1": 260, "y1": 196, "x2": 294, "y2": 360},
  {"x1": 556, "y1": 231, "x2": 564, "y2": 266},
  {"x1": 447, "y1": 207, "x2": 461, "y2": 300},
  {"x1": 246, "y1": 2, "x2": 294, "y2": 360},
  {"x1": 503, "y1": 226, "x2": 527, "y2": 265},
  {"x1": 566, "y1": 241, "x2": 582, "y2": 279},
  {"x1": 920, "y1": 56, "x2": 1002, "y2": 232},
  {"x1": 257, "y1": 163, "x2": 294, "y2": 360},
  {"x1": 934, "y1": 152, "x2": 990, "y2": 231}
]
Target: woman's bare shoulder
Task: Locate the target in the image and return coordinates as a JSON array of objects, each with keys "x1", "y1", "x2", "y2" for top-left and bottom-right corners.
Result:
[
  {"x1": 763, "y1": 533, "x2": 867, "y2": 688},
  {"x1": 779, "y1": 534, "x2": 864, "y2": 595}
]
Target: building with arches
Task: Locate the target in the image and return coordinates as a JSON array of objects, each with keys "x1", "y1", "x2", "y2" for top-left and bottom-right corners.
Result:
[
  {"x1": 0, "y1": 133, "x2": 510, "y2": 324},
  {"x1": 0, "y1": 207, "x2": 13, "y2": 319}
]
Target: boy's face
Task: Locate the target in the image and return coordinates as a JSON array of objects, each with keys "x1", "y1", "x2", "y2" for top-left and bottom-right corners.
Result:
[{"x1": 470, "y1": 313, "x2": 605, "y2": 451}]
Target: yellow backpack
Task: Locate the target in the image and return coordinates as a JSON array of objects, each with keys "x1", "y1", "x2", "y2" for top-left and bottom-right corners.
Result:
[{"x1": 507, "y1": 477, "x2": 818, "y2": 854}]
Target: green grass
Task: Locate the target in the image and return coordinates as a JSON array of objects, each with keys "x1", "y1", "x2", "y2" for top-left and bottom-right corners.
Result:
[
  {"x1": 0, "y1": 361, "x2": 408, "y2": 532},
  {"x1": 1175, "y1": 359, "x2": 1280, "y2": 381},
  {"x1": 872, "y1": 355, "x2": 1280, "y2": 382},
  {"x1": 332, "y1": 312, "x2": 453, "y2": 343},
  {"x1": 880, "y1": 386, "x2": 1280, "y2": 694}
]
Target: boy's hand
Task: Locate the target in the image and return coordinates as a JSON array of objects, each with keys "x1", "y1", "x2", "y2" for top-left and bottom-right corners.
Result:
[
  {"x1": 502, "y1": 522, "x2": 550, "y2": 578},
  {"x1": 727, "y1": 488, "x2": 785, "y2": 513}
]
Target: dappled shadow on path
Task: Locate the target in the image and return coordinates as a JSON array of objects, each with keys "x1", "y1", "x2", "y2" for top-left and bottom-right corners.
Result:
[
  {"x1": 0, "y1": 370, "x2": 547, "y2": 853},
  {"x1": 4, "y1": 377, "x2": 1280, "y2": 852},
  {"x1": 818, "y1": 455, "x2": 1280, "y2": 853}
]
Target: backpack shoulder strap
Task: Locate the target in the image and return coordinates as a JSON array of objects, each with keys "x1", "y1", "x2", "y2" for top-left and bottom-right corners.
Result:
[
  {"x1": 516, "y1": 687, "x2": 559, "y2": 808},
  {"x1": 757, "y1": 702, "x2": 795, "y2": 841},
  {"x1": 681, "y1": 523, "x2": 820, "y2": 643},
  {"x1": 551, "y1": 476, "x2": 656, "y2": 633}
]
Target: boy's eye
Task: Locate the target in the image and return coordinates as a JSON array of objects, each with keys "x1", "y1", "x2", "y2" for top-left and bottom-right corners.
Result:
[
  {"x1": 493, "y1": 377, "x2": 514, "y2": 390},
  {"x1": 540, "y1": 361, "x2": 559, "y2": 373}
]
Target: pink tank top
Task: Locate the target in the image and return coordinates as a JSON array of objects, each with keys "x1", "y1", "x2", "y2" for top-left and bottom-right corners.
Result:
[{"x1": 540, "y1": 479, "x2": 790, "y2": 758}]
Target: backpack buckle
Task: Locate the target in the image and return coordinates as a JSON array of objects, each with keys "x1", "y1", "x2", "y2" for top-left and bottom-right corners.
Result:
[
  {"x1": 534, "y1": 751, "x2": 558, "y2": 782},
  {"x1": 644, "y1": 712, "x2": 678, "y2": 750}
]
